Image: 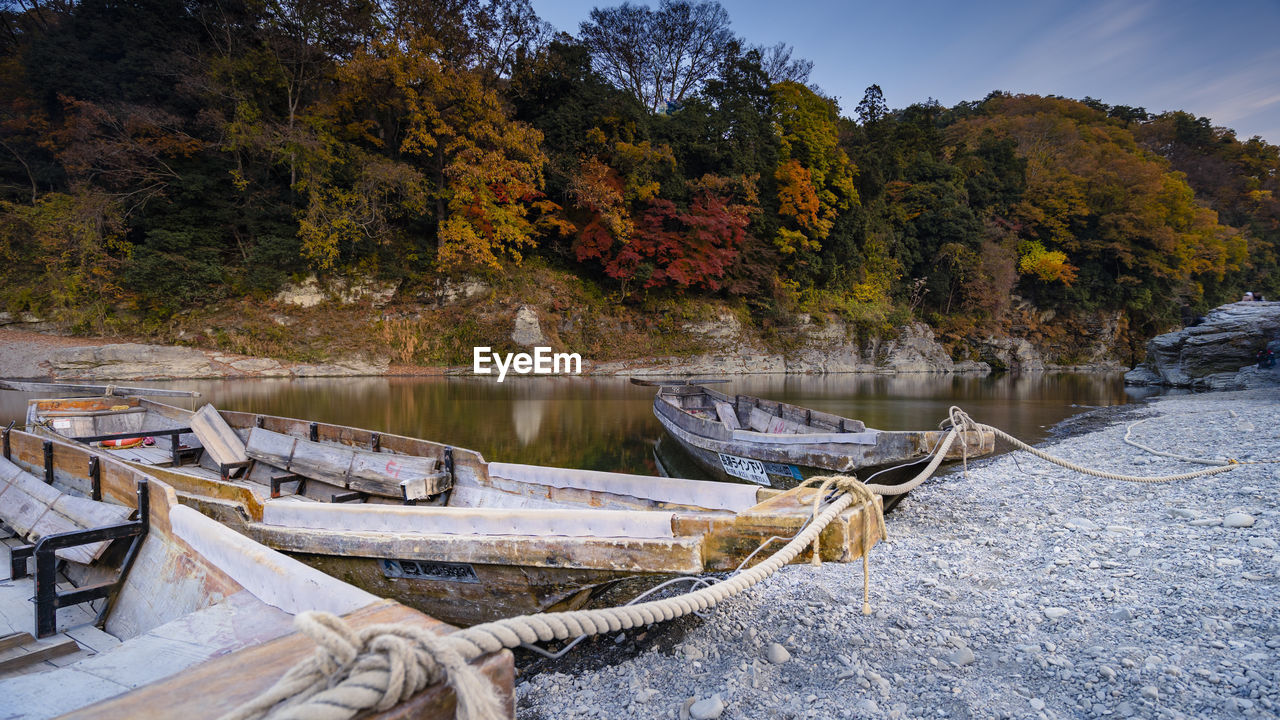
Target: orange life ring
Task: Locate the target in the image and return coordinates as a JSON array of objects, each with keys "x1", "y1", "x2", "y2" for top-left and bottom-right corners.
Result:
[{"x1": 99, "y1": 436, "x2": 148, "y2": 450}]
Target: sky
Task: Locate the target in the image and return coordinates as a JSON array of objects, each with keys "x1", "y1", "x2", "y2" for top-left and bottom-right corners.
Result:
[{"x1": 530, "y1": 0, "x2": 1280, "y2": 144}]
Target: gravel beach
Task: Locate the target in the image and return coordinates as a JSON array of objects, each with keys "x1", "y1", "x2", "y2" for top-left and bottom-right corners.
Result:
[{"x1": 517, "y1": 388, "x2": 1280, "y2": 719}]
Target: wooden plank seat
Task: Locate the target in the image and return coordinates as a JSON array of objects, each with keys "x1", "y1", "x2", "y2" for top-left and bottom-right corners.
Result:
[
  {"x1": 0, "y1": 457, "x2": 131, "y2": 566},
  {"x1": 189, "y1": 405, "x2": 250, "y2": 479},
  {"x1": 244, "y1": 428, "x2": 450, "y2": 501}
]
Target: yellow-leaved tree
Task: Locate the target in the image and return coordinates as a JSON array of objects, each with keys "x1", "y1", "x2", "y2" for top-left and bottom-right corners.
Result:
[
  {"x1": 299, "y1": 30, "x2": 547, "y2": 272},
  {"x1": 770, "y1": 81, "x2": 858, "y2": 256}
]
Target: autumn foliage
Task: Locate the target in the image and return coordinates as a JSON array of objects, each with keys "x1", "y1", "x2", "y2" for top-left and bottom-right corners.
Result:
[{"x1": 0, "y1": 0, "x2": 1275, "y2": 350}]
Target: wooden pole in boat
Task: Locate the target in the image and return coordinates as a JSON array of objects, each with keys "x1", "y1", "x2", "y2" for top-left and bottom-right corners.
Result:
[{"x1": 0, "y1": 380, "x2": 201, "y2": 398}]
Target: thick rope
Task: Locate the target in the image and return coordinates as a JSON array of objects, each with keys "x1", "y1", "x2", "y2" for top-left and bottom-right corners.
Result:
[
  {"x1": 218, "y1": 612, "x2": 505, "y2": 720},
  {"x1": 221, "y1": 482, "x2": 883, "y2": 720},
  {"x1": 985, "y1": 421, "x2": 1237, "y2": 483},
  {"x1": 863, "y1": 406, "x2": 1240, "y2": 494},
  {"x1": 807, "y1": 475, "x2": 884, "y2": 614}
]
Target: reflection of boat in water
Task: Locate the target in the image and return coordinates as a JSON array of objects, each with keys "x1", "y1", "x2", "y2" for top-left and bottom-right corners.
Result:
[
  {"x1": 0, "y1": 426, "x2": 510, "y2": 718},
  {"x1": 25, "y1": 392, "x2": 884, "y2": 627},
  {"x1": 653, "y1": 433, "x2": 714, "y2": 482},
  {"x1": 644, "y1": 381, "x2": 996, "y2": 494}
]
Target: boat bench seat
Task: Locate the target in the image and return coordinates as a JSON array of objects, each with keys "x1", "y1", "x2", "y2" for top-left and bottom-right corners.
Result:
[
  {"x1": 245, "y1": 428, "x2": 449, "y2": 501},
  {"x1": 747, "y1": 407, "x2": 821, "y2": 435},
  {"x1": 0, "y1": 457, "x2": 132, "y2": 564}
]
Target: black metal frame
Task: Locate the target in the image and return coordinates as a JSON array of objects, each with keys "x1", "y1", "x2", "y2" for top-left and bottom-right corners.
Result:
[
  {"x1": 270, "y1": 473, "x2": 307, "y2": 498},
  {"x1": 13, "y1": 480, "x2": 151, "y2": 638},
  {"x1": 2, "y1": 420, "x2": 12, "y2": 460},
  {"x1": 330, "y1": 491, "x2": 366, "y2": 503},
  {"x1": 72, "y1": 428, "x2": 200, "y2": 467},
  {"x1": 219, "y1": 460, "x2": 253, "y2": 482},
  {"x1": 43, "y1": 440, "x2": 54, "y2": 483},
  {"x1": 88, "y1": 456, "x2": 102, "y2": 501}
]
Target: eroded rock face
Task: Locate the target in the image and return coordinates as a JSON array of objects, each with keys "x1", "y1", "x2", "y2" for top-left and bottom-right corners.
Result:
[
  {"x1": 511, "y1": 305, "x2": 547, "y2": 346},
  {"x1": 598, "y1": 317, "x2": 991, "y2": 375},
  {"x1": 47, "y1": 343, "x2": 218, "y2": 380},
  {"x1": 1125, "y1": 301, "x2": 1280, "y2": 389},
  {"x1": 980, "y1": 336, "x2": 1046, "y2": 372},
  {"x1": 273, "y1": 275, "x2": 397, "y2": 308},
  {"x1": 878, "y1": 322, "x2": 961, "y2": 372}
]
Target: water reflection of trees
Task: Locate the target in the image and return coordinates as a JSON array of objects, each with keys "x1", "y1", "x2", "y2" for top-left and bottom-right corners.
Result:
[{"x1": 0, "y1": 373, "x2": 1138, "y2": 476}]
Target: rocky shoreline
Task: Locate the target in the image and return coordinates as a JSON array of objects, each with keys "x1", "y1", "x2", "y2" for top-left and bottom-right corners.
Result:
[
  {"x1": 518, "y1": 389, "x2": 1279, "y2": 719},
  {"x1": 0, "y1": 324, "x2": 1123, "y2": 382}
]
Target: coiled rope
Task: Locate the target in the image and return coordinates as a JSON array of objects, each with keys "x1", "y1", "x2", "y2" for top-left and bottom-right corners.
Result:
[
  {"x1": 222, "y1": 405, "x2": 1247, "y2": 720},
  {"x1": 220, "y1": 476, "x2": 882, "y2": 720}
]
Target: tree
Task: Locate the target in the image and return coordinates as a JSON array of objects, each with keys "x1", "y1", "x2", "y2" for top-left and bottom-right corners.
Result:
[
  {"x1": 579, "y1": 0, "x2": 736, "y2": 112},
  {"x1": 770, "y1": 81, "x2": 857, "y2": 259},
  {"x1": 315, "y1": 30, "x2": 547, "y2": 271},
  {"x1": 755, "y1": 42, "x2": 812, "y2": 86},
  {"x1": 856, "y1": 84, "x2": 888, "y2": 125}
]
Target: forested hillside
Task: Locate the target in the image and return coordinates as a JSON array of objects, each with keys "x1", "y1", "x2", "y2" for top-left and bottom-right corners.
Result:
[{"x1": 1, "y1": 0, "x2": 1276, "y2": 364}]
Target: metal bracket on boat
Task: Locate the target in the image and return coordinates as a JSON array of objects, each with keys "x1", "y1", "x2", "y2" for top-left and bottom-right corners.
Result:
[
  {"x1": 220, "y1": 460, "x2": 253, "y2": 482},
  {"x1": 270, "y1": 473, "x2": 307, "y2": 499},
  {"x1": 2, "y1": 421, "x2": 12, "y2": 460},
  {"x1": 331, "y1": 491, "x2": 366, "y2": 503},
  {"x1": 308, "y1": 423, "x2": 319, "y2": 442},
  {"x1": 27, "y1": 479, "x2": 151, "y2": 638},
  {"x1": 254, "y1": 416, "x2": 265, "y2": 428},
  {"x1": 43, "y1": 440, "x2": 54, "y2": 484},
  {"x1": 88, "y1": 456, "x2": 101, "y2": 501},
  {"x1": 370, "y1": 433, "x2": 381, "y2": 452}
]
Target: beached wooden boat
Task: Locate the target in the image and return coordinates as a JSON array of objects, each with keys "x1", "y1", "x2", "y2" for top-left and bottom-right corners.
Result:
[
  {"x1": 23, "y1": 394, "x2": 884, "y2": 627},
  {"x1": 646, "y1": 382, "x2": 996, "y2": 489},
  {"x1": 0, "y1": 426, "x2": 513, "y2": 719}
]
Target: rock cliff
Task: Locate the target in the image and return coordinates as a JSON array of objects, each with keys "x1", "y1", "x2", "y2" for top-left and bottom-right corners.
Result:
[
  {"x1": 593, "y1": 315, "x2": 991, "y2": 376},
  {"x1": 1125, "y1": 301, "x2": 1280, "y2": 389}
]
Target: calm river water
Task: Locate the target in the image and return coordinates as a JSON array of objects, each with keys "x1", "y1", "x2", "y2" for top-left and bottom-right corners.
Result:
[{"x1": 1, "y1": 373, "x2": 1156, "y2": 478}]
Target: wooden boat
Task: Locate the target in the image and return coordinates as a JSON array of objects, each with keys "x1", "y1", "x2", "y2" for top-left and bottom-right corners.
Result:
[
  {"x1": 646, "y1": 381, "x2": 996, "y2": 490},
  {"x1": 0, "y1": 426, "x2": 513, "y2": 719},
  {"x1": 23, "y1": 394, "x2": 884, "y2": 627}
]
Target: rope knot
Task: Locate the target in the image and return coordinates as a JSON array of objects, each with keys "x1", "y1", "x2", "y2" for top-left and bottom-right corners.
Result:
[{"x1": 220, "y1": 611, "x2": 505, "y2": 720}]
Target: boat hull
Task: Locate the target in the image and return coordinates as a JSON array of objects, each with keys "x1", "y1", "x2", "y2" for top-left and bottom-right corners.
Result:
[{"x1": 653, "y1": 390, "x2": 995, "y2": 491}]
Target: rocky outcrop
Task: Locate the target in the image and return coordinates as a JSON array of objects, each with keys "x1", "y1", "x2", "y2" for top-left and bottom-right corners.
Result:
[
  {"x1": 596, "y1": 317, "x2": 991, "y2": 376},
  {"x1": 0, "y1": 311, "x2": 57, "y2": 333},
  {"x1": 1125, "y1": 301, "x2": 1280, "y2": 389},
  {"x1": 48, "y1": 343, "x2": 219, "y2": 379},
  {"x1": 273, "y1": 275, "x2": 397, "y2": 308},
  {"x1": 1, "y1": 332, "x2": 388, "y2": 380},
  {"x1": 980, "y1": 336, "x2": 1046, "y2": 371},
  {"x1": 511, "y1": 305, "x2": 548, "y2": 346}
]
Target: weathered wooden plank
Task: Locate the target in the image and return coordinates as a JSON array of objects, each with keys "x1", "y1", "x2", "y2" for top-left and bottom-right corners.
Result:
[
  {"x1": 714, "y1": 401, "x2": 740, "y2": 430},
  {"x1": 0, "y1": 635, "x2": 79, "y2": 673},
  {"x1": 249, "y1": 523, "x2": 706, "y2": 574},
  {"x1": 247, "y1": 427, "x2": 445, "y2": 499},
  {"x1": 63, "y1": 601, "x2": 515, "y2": 720},
  {"x1": 188, "y1": 405, "x2": 248, "y2": 468},
  {"x1": 0, "y1": 632, "x2": 35, "y2": 652}
]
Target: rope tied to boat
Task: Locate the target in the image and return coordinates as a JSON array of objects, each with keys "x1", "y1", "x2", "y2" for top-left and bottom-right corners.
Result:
[
  {"x1": 219, "y1": 611, "x2": 504, "y2": 720},
  {"x1": 219, "y1": 480, "x2": 886, "y2": 720},
  {"x1": 807, "y1": 474, "x2": 884, "y2": 615}
]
